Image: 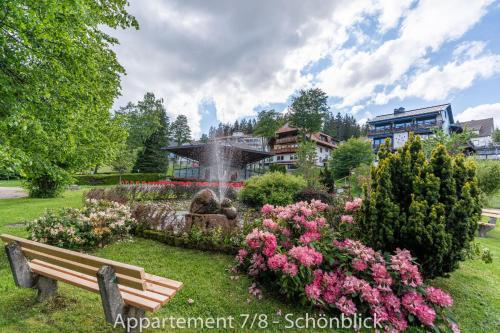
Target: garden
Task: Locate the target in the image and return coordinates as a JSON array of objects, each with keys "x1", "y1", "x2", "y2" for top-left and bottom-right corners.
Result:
[
  {"x1": 1, "y1": 136, "x2": 499, "y2": 333},
  {"x1": 1, "y1": 1, "x2": 500, "y2": 332}
]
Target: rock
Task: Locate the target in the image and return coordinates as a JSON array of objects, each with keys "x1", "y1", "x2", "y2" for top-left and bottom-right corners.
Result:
[
  {"x1": 221, "y1": 198, "x2": 233, "y2": 208},
  {"x1": 184, "y1": 213, "x2": 238, "y2": 234},
  {"x1": 478, "y1": 223, "x2": 495, "y2": 237},
  {"x1": 189, "y1": 189, "x2": 220, "y2": 214},
  {"x1": 222, "y1": 206, "x2": 237, "y2": 219}
]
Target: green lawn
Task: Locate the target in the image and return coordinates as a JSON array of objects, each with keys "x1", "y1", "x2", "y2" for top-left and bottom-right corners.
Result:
[
  {"x1": 0, "y1": 191, "x2": 499, "y2": 332},
  {"x1": 0, "y1": 179, "x2": 23, "y2": 187}
]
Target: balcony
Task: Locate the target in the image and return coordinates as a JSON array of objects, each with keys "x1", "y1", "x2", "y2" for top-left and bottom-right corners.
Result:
[
  {"x1": 275, "y1": 136, "x2": 298, "y2": 144},
  {"x1": 272, "y1": 147, "x2": 297, "y2": 154},
  {"x1": 368, "y1": 121, "x2": 443, "y2": 136}
]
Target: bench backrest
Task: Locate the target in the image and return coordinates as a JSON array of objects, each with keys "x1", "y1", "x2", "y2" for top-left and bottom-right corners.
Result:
[{"x1": 1, "y1": 234, "x2": 146, "y2": 291}]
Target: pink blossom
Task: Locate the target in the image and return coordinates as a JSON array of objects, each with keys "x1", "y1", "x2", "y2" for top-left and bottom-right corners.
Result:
[
  {"x1": 305, "y1": 283, "x2": 321, "y2": 300},
  {"x1": 342, "y1": 275, "x2": 366, "y2": 294},
  {"x1": 352, "y1": 259, "x2": 368, "y2": 271},
  {"x1": 371, "y1": 263, "x2": 393, "y2": 289},
  {"x1": 262, "y1": 218, "x2": 279, "y2": 231},
  {"x1": 282, "y1": 262, "x2": 298, "y2": 277},
  {"x1": 391, "y1": 249, "x2": 422, "y2": 287},
  {"x1": 262, "y1": 233, "x2": 277, "y2": 257},
  {"x1": 235, "y1": 249, "x2": 248, "y2": 264},
  {"x1": 268, "y1": 254, "x2": 288, "y2": 270},
  {"x1": 261, "y1": 204, "x2": 274, "y2": 214},
  {"x1": 299, "y1": 231, "x2": 321, "y2": 244},
  {"x1": 289, "y1": 246, "x2": 323, "y2": 267},
  {"x1": 450, "y1": 322, "x2": 461, "y2": 333},
  {"x1": 344, "y1": 198, "x2": 362, "y2": 211},
  {"x1": 335, "y1": 296, "x2": 357, "y2": 316},
  {"x1": 360, "y1": 284, "x2": 381, "y2": 305},
  {"x1": 416, "y1": 304, "x2": 436, "y2": 326},
  {"x1": 425, "y1": 287, "x2": 453, "y2": 307},
  {"x1": 341, "y1": 215, "x2": 354, "y2": 224}
]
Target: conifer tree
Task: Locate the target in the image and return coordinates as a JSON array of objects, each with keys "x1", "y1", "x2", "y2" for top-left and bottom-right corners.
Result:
[{"x1": 360, "y1": 134, "x2": 481, "y2": 278}]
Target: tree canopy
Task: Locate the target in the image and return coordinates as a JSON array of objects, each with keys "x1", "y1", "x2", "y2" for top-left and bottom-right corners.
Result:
[
  {"x1": 323, "y1": 112, "x2": 366, "y2": 141},
  {"x1": 289, "y1": 88, "x2": 329, "y2": 137},
  {"x1": 330, "y1": 138, "x2": 374, "y2": 179},
  {"x1": 172, "y1": 115, "x2": 192, "y2": 146},
  {"x1": 0, "y1": 0, "x2": 138, "y2": 196}
]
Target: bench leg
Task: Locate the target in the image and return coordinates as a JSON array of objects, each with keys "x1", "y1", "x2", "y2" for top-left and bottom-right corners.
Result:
[
  {"x1": 125, "y1": 306, "x2": 146, "y2": 333},
  {"x1": 96, "y1": 265, "x2": 126, "y2": 325},
  {"x1": 35, "y1": 276, "x2": 58, "y2": 301},
  {"x1": 4, "y1": 242, "x2": 35, "y2": 288}
]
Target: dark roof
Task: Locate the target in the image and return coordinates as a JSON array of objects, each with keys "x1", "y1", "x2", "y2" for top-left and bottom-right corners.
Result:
[
  {"x1": 275, "y1": 123, "x2": 337, "y2": 148},
  {"x1": 161, "y1": 143, "x2": 273, "y2": 168},
  {"x1": 368, "y1": 104, "x2": 451, "y2": 123},
  {"x1": 457, "y1": 118, "x2": 494, "y2": 137}
]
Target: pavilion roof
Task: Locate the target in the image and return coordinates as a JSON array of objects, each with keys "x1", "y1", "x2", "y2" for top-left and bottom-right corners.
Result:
[{"x1": 161, "y1": 143, "x2": 274, "y2": 168}]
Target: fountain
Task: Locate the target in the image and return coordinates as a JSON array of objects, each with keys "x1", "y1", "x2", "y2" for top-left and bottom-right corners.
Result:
[{"x1": 184, "y1": 188, "x2": 238, "y2": 234}]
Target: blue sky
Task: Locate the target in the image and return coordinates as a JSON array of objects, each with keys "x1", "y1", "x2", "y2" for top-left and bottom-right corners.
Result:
[{"x1": 110, "y1": 0, "x2": 500, "y2": 137}]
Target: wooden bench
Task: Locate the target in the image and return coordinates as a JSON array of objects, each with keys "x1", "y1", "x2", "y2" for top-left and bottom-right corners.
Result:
[
  {"x1": 1, "y1": 234, "x2": 183, "y2": 332},
  {"x1": 479, "y1": 209, "x2": 498, "y2": 237}
]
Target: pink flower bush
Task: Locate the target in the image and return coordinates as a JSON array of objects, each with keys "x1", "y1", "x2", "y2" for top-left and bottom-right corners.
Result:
[
  {"x1": 340, "y1": 214, "x2": 354, "y2": 224},
  {"x1": 235, "y1": 200, "x2": 458, "y2": 332}
]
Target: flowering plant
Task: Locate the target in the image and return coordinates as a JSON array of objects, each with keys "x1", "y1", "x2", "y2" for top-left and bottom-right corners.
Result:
[
  {"x1": 235, "y1": 200, "x2": 459, "y2": 332},
  {"x1": 27, "y1": 199, "x2": 135, "y2": 249}
]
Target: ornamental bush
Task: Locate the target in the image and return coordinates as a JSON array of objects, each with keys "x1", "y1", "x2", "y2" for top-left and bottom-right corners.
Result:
[
  {"x1": 235, "y1": 200, "x2": 459, "y2": 333},
  {"x1": 27, "y1": 199, "x2": 135, "y2": 249},
  {"x1": 359, "y1": 135, "x2": 481, "y2": 278},
  {"x1": 476, "y1": 160, "x2": 500, "y2": 195},
  {"x1": 240, "y1": 172, "x2": 307, "y2": 207}
]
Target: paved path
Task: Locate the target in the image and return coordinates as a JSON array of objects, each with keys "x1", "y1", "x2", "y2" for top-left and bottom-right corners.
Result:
[{"x1": 0, "y1": 187, "x2": 28, "y2": 199}]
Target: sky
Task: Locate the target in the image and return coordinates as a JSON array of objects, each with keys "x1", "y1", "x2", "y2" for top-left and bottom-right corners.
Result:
[{"x1": 109, "y1": 0, "x2": 500, "y2": 138}]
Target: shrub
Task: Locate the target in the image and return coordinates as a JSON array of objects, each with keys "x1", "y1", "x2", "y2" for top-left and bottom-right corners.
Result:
[
  {"x1": 360, "y1": 135, "x2": 481, "y2": 278},
  {"x1": 25, "y1": 167, "x2": 73, "y2": 198},
  {"x1": 27, "y1": 199, "x2": 135, "y2": 249},
  {"x1": 240, "y1": 172, "x2": 307, "y2": 207},
  {"x1": 235, "y1": 201, "x2": 459, "y2": 333},
  {"x1": 476, "y1": 160, "x2": 500, "y2": 195},
  {"x1": 269, "y1": 164, "x2": 286, "y2": 173},
  {"x1": 330, "y1": 138, "x2": 374, "y2": 179},
  {"x1": 74, "y1": 173, "x2": 164, "y2": 186},
  {"x1": 295, "y1": 187, "x2": 333, "y2": 204}
]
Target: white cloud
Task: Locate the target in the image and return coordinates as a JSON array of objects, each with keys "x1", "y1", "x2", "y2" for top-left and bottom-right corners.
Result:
[
  {"x1": 317, "y1": 0, "x2": 494, "y2": 107},
  {"x1": 109, "y1": 0, "x2": 497, "y2": 137},
  {"x1": 456, "y1": 103, "x2": 500, "y2": 128},
  {"x1": 375, "y1": 47, "x2": 500, "y2": 102}
]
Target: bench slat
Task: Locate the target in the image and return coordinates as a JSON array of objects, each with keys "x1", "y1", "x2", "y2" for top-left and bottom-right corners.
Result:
[
  {"x1": 145, "y1": 273, "x2": 183, "y2": 290},
  {"x1": 29, "y1": 262, "x2": 161, "y2": 312},
  {"x1": 1, "y1": 234, "x2": 145, "y2": 281},
  {"x1": 22, "y1": 248, "x2": 145, "y2": 291},
  {"x1": 31, "y1": 260, "x2": 169, "y2": 305}
]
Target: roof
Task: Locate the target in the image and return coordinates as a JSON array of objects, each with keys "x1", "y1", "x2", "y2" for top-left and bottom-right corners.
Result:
[
  {"x1": 457, "y1": 118, "x2": 494, "y2": 137},
  {"x1": 161, "y1": 143, "x2": 273, "y2": 168},
  {"x1": 368, "y1": 104, "x2": 451, "y2": 123},
  {"x1": 275, "y1": 123, "x2": 337, "y2": 148}
]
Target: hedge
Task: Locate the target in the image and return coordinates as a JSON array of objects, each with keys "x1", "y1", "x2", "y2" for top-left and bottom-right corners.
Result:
[
  {"x1": 137, "y1": 229, "x2": 239, "y2": 254},
  {"x1": 74, "y1": 173, "x2": 165, "y2": 186}
]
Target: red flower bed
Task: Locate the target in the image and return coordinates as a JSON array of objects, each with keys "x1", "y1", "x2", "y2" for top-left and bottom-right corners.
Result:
[{"x1": 120, "y1": 180, "x2": 244, "y2": 188}]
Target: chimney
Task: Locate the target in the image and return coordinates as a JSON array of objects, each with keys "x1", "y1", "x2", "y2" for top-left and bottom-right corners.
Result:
[{"x1": 394, "y1": 107, "x2": 405, "y2": 114}]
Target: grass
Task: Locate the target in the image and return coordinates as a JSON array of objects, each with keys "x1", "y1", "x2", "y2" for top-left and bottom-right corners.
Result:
[
  {"x1": 0, "y1": 179, "x2": 23, "y2": 187},
  {"x1": 0, "y1": 191, "x2": 499, "y2": 332}
]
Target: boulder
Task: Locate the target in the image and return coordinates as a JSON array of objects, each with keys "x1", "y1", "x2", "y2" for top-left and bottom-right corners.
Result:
[
  {"x1": 190, "y1": 189, "x2": 220, "y2": 214},
  {"x1": 222, "y1": 206, "x2": 237, "y2": 220}
]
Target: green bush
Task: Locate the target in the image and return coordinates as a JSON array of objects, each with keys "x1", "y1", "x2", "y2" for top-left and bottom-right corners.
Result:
[
  {"x1": 240, "y1": 172, "x2": 307, "y2": 207},
  {"x1": 269, "y1": 164, "x2": 286, "y2": 173},
  {"x1": 294, "y1": 186, "x2": 333, "y2": 204},
  {"x1": 359, "y1": 135, "x2": 482, "y2": 278},
  {"x1": 74, "y1": 173, "x2": 164, "y2": 185},
  {"x1": 476, "y1": 160, "x2": 500, "y2": 195}
]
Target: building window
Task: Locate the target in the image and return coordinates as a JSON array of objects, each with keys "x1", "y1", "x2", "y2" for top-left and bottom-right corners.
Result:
[
  {"x1": 276, "y1": 155, "x2": 285, "y2": 161},
  {"x1": 320, "y1": 147, "x2": 323, "y2": 153},
  {"x1": 394, "y1": 122, "x2": 411, "y2": 129},
  {"x1": 416, "y1": 118, "x2": 436, "y2": 126}
]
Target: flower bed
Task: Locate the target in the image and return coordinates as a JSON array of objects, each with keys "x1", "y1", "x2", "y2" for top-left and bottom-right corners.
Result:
[
  {"x1": 235, "y1": 200, "x2": 459, "y2": 332},
  {"x1": 27, "y1": 199, "x2": 135, "y2": 249},
  {"x1": 121, "y1": 180, "x2": 244, "y2": 188}
]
